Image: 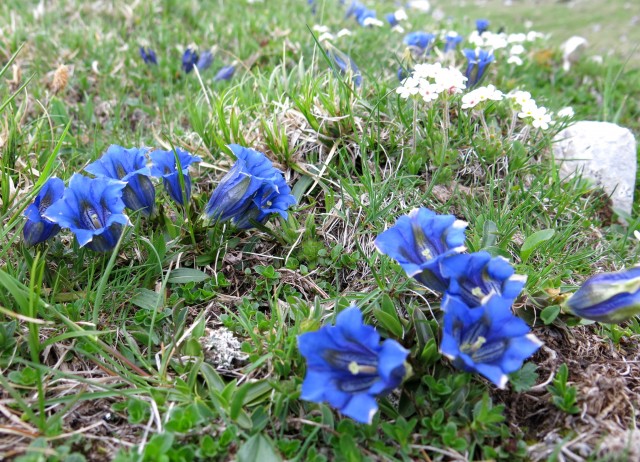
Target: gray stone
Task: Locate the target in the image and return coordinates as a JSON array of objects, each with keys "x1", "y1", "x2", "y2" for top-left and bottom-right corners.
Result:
[{"x1": 552, "y1": 121, "x2": 637, "y2": 216}]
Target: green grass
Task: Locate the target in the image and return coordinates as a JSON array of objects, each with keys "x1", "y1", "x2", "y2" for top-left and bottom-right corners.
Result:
[{"x1": 1, "y1": 0, "x2": 640, "y2": 460}]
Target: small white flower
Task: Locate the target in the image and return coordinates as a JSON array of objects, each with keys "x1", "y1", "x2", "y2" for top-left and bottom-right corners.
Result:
[
  {"x1": 518, "y1": 100, "x2": 539, "y2": 119},
  {"x1": 527, "y1": 30, "x2": 546, "y2": 42},
  {"x1": 336, "y1": 28, "x2": 352, "y2": 38},
  {"x1": 407, "y1": 0, "x2": 431, "y2": 12},
  {"x1": 507, "y1": 33, "x2": 526, "y2": 43},
  {"x1": 394, "y1": 9, "x2": 408, "y2": 21},
  {"x1": 461, "y1": 84, "x2": 503, "y2": 109},
  {"x1": 485, "y1": 32, "x2": 508, "y2": 50},
  {"x1": 419, "y1": 82, "x2": 441, "y2": 102},
  {"x1": 507, "y1": 55, "x2": 523, "y2": 66},
  {"x1": 391, "y1": 25, "x2": 405, "y2": 33},
  {"x1": 531, "y1": 106, "x2": 552, "y2": 129},
  {"x1": 313, "y1": 25, "x2": 330, "y2": 34},
  {"x1": 318, "y1": 32, "x2": 335, "y2": 43},
  {"x1": 412, "y1": 62, "x2": 442, "y2": 79},
  {"x1": 468, "y1": 30, "x2": 484, "y2": 47},
  {"x1": 363, "y1": 17, "x2": 384, "y2": 27},
  {"x1": 557, "y1": 106, "x2": 575, "y2": 118},
  {"x1": 509, "y1": 90, "x2": 533, "y2": 107},
  {"x1": 396, "y1": 77, "x2": 421, "y2": 98},
  {"x1": 434, "y1": 67, "x2": 467, "y2": 94},
  {"x1": 510, "y1": 44, "x2": 525, "y2": 55}
]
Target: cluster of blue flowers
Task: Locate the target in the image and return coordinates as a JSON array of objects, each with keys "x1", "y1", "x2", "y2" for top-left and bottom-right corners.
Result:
[
  {"x1": 139, "y1": 46, "x2": 236, "y2": 82},
  {"x1": 374, "y1": 207, "x2": 541, "y2": 389},
  {"x1": 296, "y1": 207, "x2": 541, "y2": 424},
  {"x1": 23, "y1": 145, "x2": 295, "y2": 251}
]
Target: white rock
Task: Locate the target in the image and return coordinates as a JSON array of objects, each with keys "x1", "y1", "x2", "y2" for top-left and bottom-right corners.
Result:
[
  {"x1": 561, "y1": 36, "x2": 588, "y2": 71},
  {"x1": 553, "y1": 121, "x2": 637, "y2": 216}
]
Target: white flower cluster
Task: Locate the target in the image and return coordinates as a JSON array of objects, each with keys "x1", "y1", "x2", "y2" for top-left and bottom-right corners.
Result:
[
  {"x1": 459, "y1": 86, "x2": 556, "y2": 130},
  {"x1": 508, "y1": 90, "x2": 553, "y2": 129},
  {"x1": 469, "y1": 30, "x2": 546, "y2": 51},
  {"x1": 396, "y1": 63, "x2": 467, "y2": 103},
  {"x1": 312, "y1": 24, "x2": 352, "y2": 43},
  {"x1": 461, "y1": 84, "x2": 504, "y2": 109}
]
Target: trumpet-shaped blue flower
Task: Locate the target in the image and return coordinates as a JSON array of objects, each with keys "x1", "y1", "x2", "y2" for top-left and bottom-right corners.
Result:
[
  {"x1": 564, "y1": 267, "x2": 640, "y2": 323},
  {"x1": 149, "y1": 148, "x2": 202, "y2": 205},
  {"x1": 196, "y1": 51, "x2": 214, "y2": 71},
  {"x1": 403, "y1": 32, "x2": 435, "y2": 54},
  {"x1": 440, "y1": 251, "x2": 527, "y2": 308},
  {"x1": 23, "y1": 177, "x2": 65, "y2": 247},
  {"x1": 205, "y1": 145, "x2": 295, "y2": 229},
  {"x1": 85, "y1": 145, "x2": 155, "y2": 217},
  {"x1": 214, "y1": 65, "x2": 236, "y2": 82},
  {"x1": 444, "y1": 32, "x2": 463, "y2": 53},
  {"x1": 139, "y1": 47, "x2": 157, "y2": 65},
  {"x1": 43, "y1": 174, "x2": 130, "y2": 252},
  {"x1": 440, "y1": 294, "x2": 542, "y2": 388},
  {"x1": 182, "y1": 48, "x2": 199, "y2": 73},
  {"x1": 298, "y1": 305, "x2": 409, "y2": 424},
  {"x1": 476, "y1": 19, "x2": 490, "y2": 34},
  {"x1": 326, "y1": 44, "x2": 362, "y2": 87},
  {"x1": 463, "y1": 48, "x2": 494, "y2": 88},
  {"x1": 374, "y1": 208, "x2": 467, "y2": 292}
]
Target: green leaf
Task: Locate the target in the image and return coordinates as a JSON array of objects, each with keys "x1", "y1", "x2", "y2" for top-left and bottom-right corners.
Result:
[
  {"x1": 237, "y1": 433, "x2": 281, "y2": 462},
  {"x1": 130, "y1": 288, "x2": 162, "y2": 310},
  {"x1": 540, "y1": 305, "x2": 561, "y2": 325},
  {"x1": 480, "y1": 220, "x2": 498, "y2": 249},
  {"x1": 509, "y1": 363, "x2": 539, "y2": 392},
  {"x1": 167, "y1": 268, "x2": 210, "y2": 284},
  {"x1": 374, "y1": 295, "x2": 403, "y2": 338},
  {"x1": 520, "y1": 229, "x2": 555, "y2": 263}
]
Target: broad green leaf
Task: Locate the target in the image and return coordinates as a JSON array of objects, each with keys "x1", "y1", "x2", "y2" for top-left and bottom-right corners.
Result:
[
  {"x1": 237, "y1": 433, "x2": 281, "y2": 462},
  {"x1": 540, "y1": 305, "x2": 561, "y2": 325},
  {"x1": 520, "y1": 229, "x2": 555, "y2": 263},
  {"x1": 167, "y1": 268, "x2": 210, "y2": 284}
]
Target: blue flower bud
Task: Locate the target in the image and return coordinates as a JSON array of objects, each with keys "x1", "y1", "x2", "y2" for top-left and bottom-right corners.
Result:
[
  {"x1": 139, "y1": 47, "x2": 157, "y2": 65},
  {"x1": 196, "y1": 51, "x2": 214, "y2": 71},
  {"x1": 325, "y1": 44, "x2": 362, "y2": 87},
  {"x1": 564, "y1": 267, "x2": 640, "y2": 323},
  {"x1": 476, "y1": 19, "x2": 490, "y2": 34},
  {"x1": 182, "y1": 48, "x2": 199, "y2": 73},
  {"x1": 214, "y1": 65, "x2": 236, "y2": 82}
]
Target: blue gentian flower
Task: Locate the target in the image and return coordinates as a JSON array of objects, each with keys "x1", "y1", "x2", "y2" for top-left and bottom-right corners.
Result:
[
  {"x1": 345, "y1": 1, "x2": 366, "y2": 20},
  {"x1": 444, "y1": 32, "x2": 463, "y2": 53},
  {"x1": 139, "y1": 47, "x2": 157, "y2": 65},
  {"x1": 196, "y1": 51, "x2": 214, "y2": 71},
  {"x1": 43, "y1": 174, "x2": 130, "y2": 252},
  {"x1": 149, "y1": 148, "x2": 202, "y2": 205},
  {"x1": 386, "y1": 12, "x2": 398, "y2": 27},
  {"x1": 564, "y1": 267, "x2": 640, "y2": 323},
  {"x1": 326, "y1": 44, "x2": 362, "y2": 87},
  {"x1": 182, "y1": 48, "x2": 199, "y2": 73},
  {"x1": 476, "y1": 18, "x2": 490, "y2": 34},
  {"x1": 297, "y1": 305, "x2": 409, "y2": 424},
  {"x1": 463, "y1": 48, "x2": 494, "y2": 88},
  {"x1": 85, "y1": 145, "x2": 155, "y2": 217},
  {"x1": 403, "y1": 32, "x2": 435, "y2": 54},
  {"x1": 22, "y1": 177, "x2": 64, "y2": 247},
  {"x1": 214, "y1": 65, "x2": 236, "y2": 82},
  {"x1": 375, "y1": 208, "x2": 467, "y2": 292},
  {"x1": 440, "y1": 294, "x2": 542, "y2": 388},
  {"x1": 205, "y1": 145, "x2": 296, "y2": 229},
  {"x1": 440, "y1": 251, "x2": 527, "y2": 308},
  {"x1": 355, "y1": 8, "x2": 377, "y2": 26}
]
